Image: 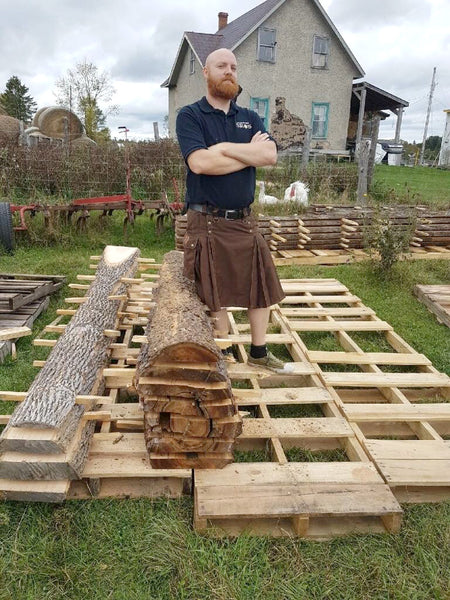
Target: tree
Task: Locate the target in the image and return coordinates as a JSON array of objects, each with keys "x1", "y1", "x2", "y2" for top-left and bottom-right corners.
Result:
[
  {"x1": 0, "y1": 76, "x2": 37, "y2": 122},
  {"x1": 54, "y1": 60, "x2": 117, "y2": 141}
]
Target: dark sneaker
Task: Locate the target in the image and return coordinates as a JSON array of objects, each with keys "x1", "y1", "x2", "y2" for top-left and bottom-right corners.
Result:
[{"x1": 247, "y1": 351, "x2": 285, "y2": 372}]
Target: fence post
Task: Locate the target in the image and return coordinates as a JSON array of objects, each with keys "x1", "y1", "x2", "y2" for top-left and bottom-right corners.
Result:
[
  {"x1": 357, "y1": 139, "x2": 371, "y2": 205},
  {"x1": 153, "y1": 122, "x2": 160, "y2": 141},
  {"x1": 301, "y1": 127, "x2": 311, "y2": 175}
]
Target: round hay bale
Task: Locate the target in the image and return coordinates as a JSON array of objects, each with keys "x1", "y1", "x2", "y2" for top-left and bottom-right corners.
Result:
[
  {"x1": 0, "y1": 115, "x2": 21, "y2": 145},
  {"x1": 32, "y1": 107, "x2": 48, "y2": 127},
  {"x1": 71, "y1": 134, "x2": 97, "y2": 149},
  {"x1": 37, "y1": 106, "x2": 84, "y2": 140}
]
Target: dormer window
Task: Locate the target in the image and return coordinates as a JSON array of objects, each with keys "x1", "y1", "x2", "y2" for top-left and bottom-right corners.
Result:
[
  {"x1": 190, "y1": 49, "x2": 196, "y2": 74},
  {"x1": 312, "y1": 35, "x2": 329, "y2": 69},
  {"x1": 257, "y1": 27, "x2": 276, "y2": 63}
]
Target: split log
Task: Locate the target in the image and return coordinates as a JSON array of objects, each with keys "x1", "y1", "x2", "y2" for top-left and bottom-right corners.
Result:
[
  {"x1": 135, "y1": 250, "x2": 242, "y2": 469},
  {"x1": 0, "y1": 246, "x2": 140, "y2": 477}
]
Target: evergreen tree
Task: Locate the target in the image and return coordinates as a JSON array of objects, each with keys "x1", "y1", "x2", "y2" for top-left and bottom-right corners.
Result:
[{"x1": 0, "y1": 76, "x2": 37, "y2": 122}]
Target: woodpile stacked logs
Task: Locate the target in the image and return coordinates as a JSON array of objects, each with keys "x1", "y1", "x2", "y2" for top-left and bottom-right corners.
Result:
[
  {"x1": 134, "y1": 251, "x2": 242, "y2": 469},
  {"x1": 0, "y1": 246, "x2": 140, "y2": 486},
  {"x1": 175, "y1": 206, "x2": 450, "y2": 253}
]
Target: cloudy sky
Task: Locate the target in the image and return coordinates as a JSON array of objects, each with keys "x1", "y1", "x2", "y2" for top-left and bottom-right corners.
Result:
[{"x1": 1, "y1": 0, "x2": 448, "y2": 143}]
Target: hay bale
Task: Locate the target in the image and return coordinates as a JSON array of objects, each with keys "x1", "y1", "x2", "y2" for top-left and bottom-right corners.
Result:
[
  {"x1": 35, "y1": 106, "x2": 84, "y2": 140},
  {"x1": 71, "y1": 134, "x2": 96, "y2": 148},
  {"x1": 0, "y1": 115, "x2": 21, "y2": 145}
]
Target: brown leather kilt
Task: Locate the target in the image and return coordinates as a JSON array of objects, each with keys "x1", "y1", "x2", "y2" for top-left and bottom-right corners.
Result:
[{"x1": 182, "y1": 209, "x2": 285, "y2": 312}]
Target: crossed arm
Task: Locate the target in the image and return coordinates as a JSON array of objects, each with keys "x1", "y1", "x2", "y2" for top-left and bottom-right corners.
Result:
[{"x1": 187, "y1": 131, "x2": 277, "y2": 175}]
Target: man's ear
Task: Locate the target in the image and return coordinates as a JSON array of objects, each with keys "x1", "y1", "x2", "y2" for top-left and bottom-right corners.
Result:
[{"x1": 203, "y1": 66, "x2": 208, "y2": 80}]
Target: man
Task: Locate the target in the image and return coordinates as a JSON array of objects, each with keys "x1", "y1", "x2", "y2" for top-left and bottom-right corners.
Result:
[{"x1": 176, "y1": 48, "x2": 286, "y2": 371}]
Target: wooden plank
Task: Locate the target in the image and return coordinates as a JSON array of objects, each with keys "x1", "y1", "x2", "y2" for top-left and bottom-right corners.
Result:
[
  {"x1": 377, "y1": 460, "x2": 450, "y2": 486},
  {"x1": 322, "y1": 372, "x2": 450, "y2": 388},
  {"x1": 365, "y1": 440, "x2": 450, "y2": 460},
  {"x1": 236, "y1": 387, "x2": 333, "y2": 406},
  {"x1": 344, "y1": 403, "x2": 450, "y2": 422},
  {"x1": 240, "y1": 417, "x2": 353, "y2": 439},
  {"x1": 307, "y1": 351, "x2": 432, "y2": 366},
  {"x1": 0, "y1": 327, "x2": 31, "y2": 341},
  {"x1": 0, "y1": 478, "x2": 70, "y2": 502},
  {"x1": 280, "y1": 307, "x2": 375, "y2": 317},
  {"x1": 289, "y1": 321, "x2": 393, "y2": 332},
  {"x1": 279, "y1": 294, "x2": 360, "y2": 304},
  {"x1": 195, "y1": 463, "x2": 401, "y2": 519}
]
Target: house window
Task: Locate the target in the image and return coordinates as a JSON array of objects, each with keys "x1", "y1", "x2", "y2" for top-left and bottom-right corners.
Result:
[
  {"x1": 311, "y1": 103, "x2": 329, "y2": 138},
  {"x1": 257, "y1": 27, "x2": 276, "y2": 62},
  {"x1": 312, "y1": 35, "x2": 329, "y2": 69},
  {"x1": 250, "y1": 97, "x2": 269, "y2": 129},
  {"x1": 189, "y1": 49, "x2": 195, "y2": 74}
]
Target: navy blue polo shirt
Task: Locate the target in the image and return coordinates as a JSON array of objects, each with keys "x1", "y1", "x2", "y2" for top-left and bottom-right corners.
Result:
[{"x1": 176, "y1": 96, "x2": 268, "y2": 210}]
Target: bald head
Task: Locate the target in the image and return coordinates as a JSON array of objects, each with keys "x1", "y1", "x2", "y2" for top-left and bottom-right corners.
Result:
[{"x1": 205, "y1": 48, "x2": 237, "y2": 69}]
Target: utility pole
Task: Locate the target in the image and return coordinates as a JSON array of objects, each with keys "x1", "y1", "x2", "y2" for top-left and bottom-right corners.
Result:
[{"x1": 419, "y1": 67, "x2": 437, "y2": 166}]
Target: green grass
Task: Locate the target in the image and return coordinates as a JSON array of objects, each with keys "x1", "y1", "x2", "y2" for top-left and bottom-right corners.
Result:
[
  {"x1": 371, "y1": 164, "x2": 450, "y2": 207},
  {"x1": 1, "y1": 215, "x2": 450, "y2": 599}
]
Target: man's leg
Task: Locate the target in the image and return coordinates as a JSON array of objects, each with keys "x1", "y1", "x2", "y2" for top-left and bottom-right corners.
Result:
[
  {"x1": 211, "y1": 309, "x2": 229, "y2": 337},
  {"x1": 248, "y1": 307, "x2": 270, "y2": 345},
  {"x1": 211, "y1": 308, "x2": 235, "y2": 362},
  {"x1": 248, "y1": 306, "x2": 285, "y2": 371}
]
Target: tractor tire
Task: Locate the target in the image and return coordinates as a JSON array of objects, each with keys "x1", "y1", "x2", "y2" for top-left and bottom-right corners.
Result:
[{"x1": 0, "y1": 202, "x2": 15, "y2": 253}]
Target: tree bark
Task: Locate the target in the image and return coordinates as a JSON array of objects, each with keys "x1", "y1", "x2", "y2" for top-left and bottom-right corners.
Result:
[
  {"x1": 135, "y1": 251, "x2": 242, "y2": 469},
  {"x1": 0, "y1": 246, "x2": 140, "y2": 472}
]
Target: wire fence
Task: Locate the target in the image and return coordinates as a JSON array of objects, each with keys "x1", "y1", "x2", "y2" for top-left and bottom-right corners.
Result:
[{"x1": 0, "y1": 139, "x2": 359, "y2": 204}]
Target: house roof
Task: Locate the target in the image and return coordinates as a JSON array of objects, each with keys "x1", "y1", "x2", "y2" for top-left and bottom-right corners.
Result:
[
  {"x1": 351, "y1": 81, "x2": 409, "y2": 114},
  {"x1": 162, "y1": 0, "x2": 365, "y2": 87}
]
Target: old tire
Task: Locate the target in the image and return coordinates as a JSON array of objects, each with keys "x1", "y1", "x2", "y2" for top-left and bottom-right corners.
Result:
[{"x1": 0, "y1": 202, "x2": 15, "y2": 253}]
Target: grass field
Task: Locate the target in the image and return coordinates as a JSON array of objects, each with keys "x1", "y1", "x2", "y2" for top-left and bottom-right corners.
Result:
[
  {"x1": 371, "y1": 164, "x2": 450, "y2": 207},
  {"x1": 0, "y1": 214, "x2": 449, "y2": 599}
]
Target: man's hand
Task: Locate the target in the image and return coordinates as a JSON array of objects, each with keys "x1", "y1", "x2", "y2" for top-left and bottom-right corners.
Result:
[{"x1": 250, "y1": 131, "x2": 272, "y2": 144}]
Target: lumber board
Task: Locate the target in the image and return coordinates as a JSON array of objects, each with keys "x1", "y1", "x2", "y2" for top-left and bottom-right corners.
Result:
[
  {"x1": 0, "y1": 326, "x2": 31, "y2": 341},
  {"x1": 240, "y1": 417, "x2": 353, "y2": 439},
  {"x1": 344, "y1": 403, "x2": 450, "y2": 422},
  {"x1": 307, "y1": 351, "x2": 432, "y2": 366},
  {"x1": 322, "y1": 372, "x2": 450, "y2": 388}
]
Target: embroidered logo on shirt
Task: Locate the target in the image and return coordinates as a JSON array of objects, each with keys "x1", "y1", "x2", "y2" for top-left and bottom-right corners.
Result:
[{"x1": 236, "y1": 121, "x2": 252, "y2": 129}]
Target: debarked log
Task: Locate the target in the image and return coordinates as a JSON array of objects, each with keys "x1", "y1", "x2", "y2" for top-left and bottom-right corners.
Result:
[{"x1": 0, "y1": 246, "x2": 141, "y2": 465}]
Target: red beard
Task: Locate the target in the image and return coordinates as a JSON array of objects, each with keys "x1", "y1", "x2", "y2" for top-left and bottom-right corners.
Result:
[{"x1": 207, "y1": 75, "x2": 239, "y2": 100}]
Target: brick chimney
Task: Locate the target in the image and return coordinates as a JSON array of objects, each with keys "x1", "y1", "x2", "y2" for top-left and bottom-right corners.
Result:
[{"x1": 218, "y1": 12, "x2": 228, "y2": 30}]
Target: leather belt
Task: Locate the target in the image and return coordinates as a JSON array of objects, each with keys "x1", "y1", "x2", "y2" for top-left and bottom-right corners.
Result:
[{"x1": 189, "y1": 203, "x2": 251, "y2": 220}]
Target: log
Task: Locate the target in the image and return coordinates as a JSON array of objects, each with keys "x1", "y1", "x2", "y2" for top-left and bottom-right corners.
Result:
[
  {"x1": 0, "y1": 246, "x2": 140, "y2": 468},
  {"x1": 135, "y1": 251, "x2": 242, "y2": 469}
]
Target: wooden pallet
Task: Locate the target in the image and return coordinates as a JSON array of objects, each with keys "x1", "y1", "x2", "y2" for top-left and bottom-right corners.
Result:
[
  {"x1": 0, "y1": 273, "x2": 65, "y2": 312},
  {"x1": 414, "y1": 284, "x2": 450, "y2": 329},
  {"x1": 272, "y1": 246, "x2": 450, "y2": 265},
  {"x1": 275, "y1": 279, "x2": 450, "y2": 505},
  {"x1": 2, "y1": 263, "x2": 449, "y2": 538},
  {"x1": 0, "y1": 297, "x2": 50, "y2": 363}
]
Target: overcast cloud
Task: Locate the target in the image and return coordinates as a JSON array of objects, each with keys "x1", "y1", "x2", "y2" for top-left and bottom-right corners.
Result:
[{"x1": 1, "y1": 0, "x2": 448, "y2": 143}]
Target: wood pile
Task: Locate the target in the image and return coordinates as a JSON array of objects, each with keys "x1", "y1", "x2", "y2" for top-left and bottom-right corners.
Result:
[
  {"x1": 175, "y1": 206, "x2": 450, "y2": 253},
  {"x1": 0, "y1": 246, "x2": 140, "y2": 486},
  {"x1": 134, "y1": 251, "x2": 242, "y2": 469},
  {"x1": 0, "y1": 273, "x2": 66, "y2": 362}
]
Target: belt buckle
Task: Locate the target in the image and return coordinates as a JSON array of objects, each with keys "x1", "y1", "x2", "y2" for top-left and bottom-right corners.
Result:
[{"x1": 224, "y1": 209, "x2": 238, "y2": 220}]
